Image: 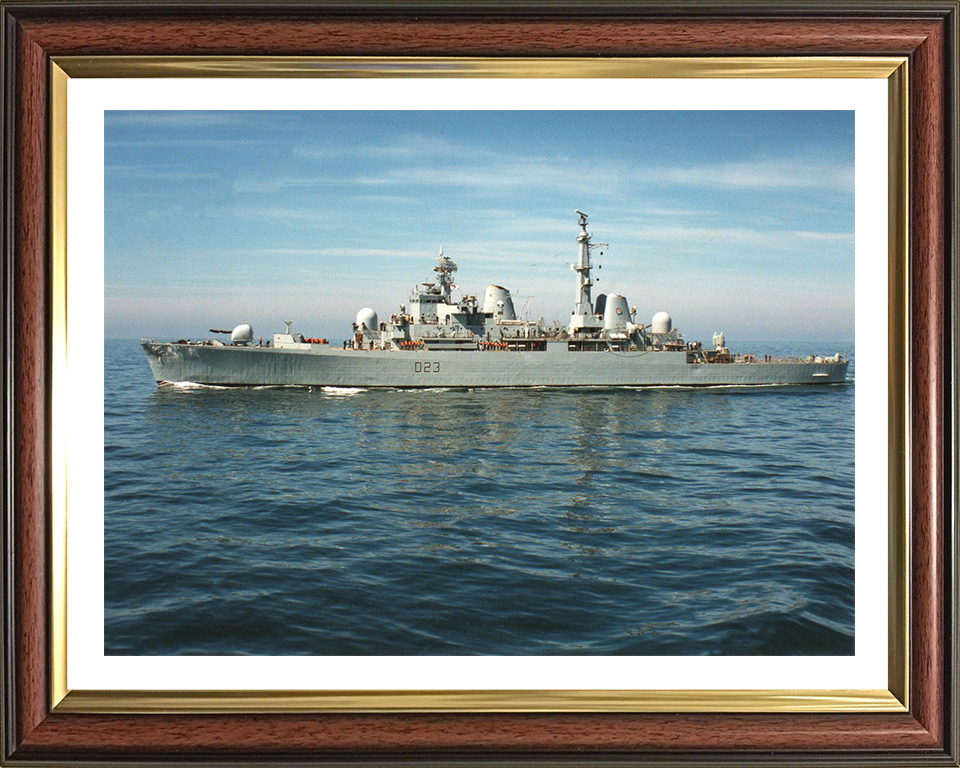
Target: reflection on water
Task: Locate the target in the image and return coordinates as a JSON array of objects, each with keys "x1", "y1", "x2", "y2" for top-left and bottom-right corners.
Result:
[{"x1": 107, "y1": 340, "x2": 855, "y2": 655}]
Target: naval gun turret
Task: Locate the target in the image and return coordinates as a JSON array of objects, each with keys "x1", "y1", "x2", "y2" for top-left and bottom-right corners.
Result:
[{"x1": 208, "y1": 323, "x2": 255, "y2": 345}]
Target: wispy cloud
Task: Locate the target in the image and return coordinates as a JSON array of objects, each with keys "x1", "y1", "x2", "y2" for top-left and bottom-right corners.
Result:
[
  {"x1": 201, "y1": 205, "x2": 329, "y2": 222},
  {"x1": 296, "y1": 138, "x2": 853, "y2": 197},
  {"x1": 292, "y1": 133, "x2": 496, "y2": 163},
  {"x1": 106, "y1": 165, "x2": 219, "y2": 182},
  {"x1": 355, "y1": 160, "x2": 592, "y2": 191},
  {"x1": 613, "y1": 223, "x2": 854, "y2": 247},
  {"x1": 234, "y1": 157, "x2": 601, "y2": 195},
  {"x1": 293, "y1": 135, "x2": 599, "y2": 191},
  {"x1": 105, "y1": 112, "x2": 244, "y2": 129},
  {"x1": 637, "y1": 206, "x2": 717, "y2": 217},
  {"x1": 643, "y1": 159, "x2": 854, "y2": 193},
  {"x1": 232, "y1": 176, "x2": 348, "y2": 193},
  {"x1": 292, "y1": 129, "x2": 854, "y2": 194},
  {"x1": 105, "y1": 139, "x2": 280, "y2": 148},
  {"x1": 255, "y1": 247, "x2": 425, "y2": 260}
]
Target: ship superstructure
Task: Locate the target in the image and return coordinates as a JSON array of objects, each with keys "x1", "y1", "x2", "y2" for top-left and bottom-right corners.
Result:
[{"x1": 141, "y1": 212, "x2": 848, "y2": 387}]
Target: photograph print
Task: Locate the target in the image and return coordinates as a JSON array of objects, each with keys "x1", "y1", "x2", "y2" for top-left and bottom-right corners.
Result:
[{"x1": 104, "y1": 109, "x2": 855, "y2": 656}]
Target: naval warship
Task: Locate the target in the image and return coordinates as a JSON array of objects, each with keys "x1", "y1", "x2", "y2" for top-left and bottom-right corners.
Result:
[{"x1": 141, "y1": 211, "x2": 848, "y2": 388}]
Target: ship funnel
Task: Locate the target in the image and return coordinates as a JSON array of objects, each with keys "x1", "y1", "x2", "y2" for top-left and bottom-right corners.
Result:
[
  {"x1": 603, "y1": 294, "x2": 630, "y2": 330},
  {"x1": 231, "y1": 322, "x2": 254, "y2": 344},
  {"x1": 651, "y1": 311, "x2": 672, "y2": 334},
  {"x1": 594, "y1": 293, "x2": 607, "y2": 317},
  {"x1": 482, "y1": 285, "x2": 516, "y2": 320}
]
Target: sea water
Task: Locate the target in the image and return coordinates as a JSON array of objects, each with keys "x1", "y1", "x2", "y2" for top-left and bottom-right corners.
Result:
[{"x1": 104, "y1": 339, "x2": 855, "y2": 655}]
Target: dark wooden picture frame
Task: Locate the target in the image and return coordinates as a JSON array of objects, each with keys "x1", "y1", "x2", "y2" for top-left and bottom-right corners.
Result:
[{"x1": 2, "y1": 2, "x2": 958, "y2": 765}]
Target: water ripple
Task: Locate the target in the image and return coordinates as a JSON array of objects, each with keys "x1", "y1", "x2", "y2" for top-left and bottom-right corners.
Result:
[{"x1": 105, "y1": 339, "x2": 855, "y2": 656}]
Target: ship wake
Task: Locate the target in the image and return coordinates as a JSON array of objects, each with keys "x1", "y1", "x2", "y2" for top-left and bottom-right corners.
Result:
[{"x1": 321, "y1": 386, "x2": 368, "y2": 396}]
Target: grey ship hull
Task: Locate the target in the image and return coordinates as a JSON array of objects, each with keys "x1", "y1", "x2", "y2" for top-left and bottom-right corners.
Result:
[{"x1": 141, "y1": 341, "x2": 848, "y2": 388}]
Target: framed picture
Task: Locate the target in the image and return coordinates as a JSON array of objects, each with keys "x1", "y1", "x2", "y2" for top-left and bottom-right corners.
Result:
[{"x1": 2, "y1": 2, "x2": 957, "y2": 766}]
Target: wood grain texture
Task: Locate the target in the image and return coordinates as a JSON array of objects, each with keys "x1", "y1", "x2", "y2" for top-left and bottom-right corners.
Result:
[
  {"x1": 12, "y1": 17, "x2": 49, "y2": 749},
  {"x1": 3, "y1": 4, "x2": 957, "y2": 765},
  {"x1": 16, "y1": 16, "x2": 942, "y2": 56},
  {"x1": 14, "y1": 712, "x2": 942, "y2": 754},
  {"x1": 908, "y1": 16, "x2": 947, "y2": 747}
]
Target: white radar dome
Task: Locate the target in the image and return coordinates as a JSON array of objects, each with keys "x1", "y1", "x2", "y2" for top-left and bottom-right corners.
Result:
[
  {"x1": 231, "y1": 323, "x2": 254, "y2": 343},
  {"x1": 651, "y1": 311, "x2": 672, "y2": 334},
  {"x1": 356, "y1": 307, "x2": 379, "y2": 331}
]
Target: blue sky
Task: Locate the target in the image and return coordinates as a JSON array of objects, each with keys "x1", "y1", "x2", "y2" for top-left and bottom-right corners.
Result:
[{"x1": 105, "y1": 110, "x2": 854, "y2": 342}]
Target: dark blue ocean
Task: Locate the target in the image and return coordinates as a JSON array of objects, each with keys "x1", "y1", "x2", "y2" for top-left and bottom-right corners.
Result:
[{"x1": 104, "y1": 339, "x2": 855, "y2": 656}]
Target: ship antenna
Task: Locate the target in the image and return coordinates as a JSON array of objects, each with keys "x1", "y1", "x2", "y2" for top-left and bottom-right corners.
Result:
[
  {"x1": 569, "y1": 210, "x2": 606, "y2": 333},
  {"x1": 434, "y1": 246, "x2": 458, "y2": 302},
  {"x1": 571, "y1": 211, "x2": 593, "y2": 332}
]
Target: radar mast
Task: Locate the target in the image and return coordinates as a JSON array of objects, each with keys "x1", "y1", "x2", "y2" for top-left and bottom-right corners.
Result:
[
  {"x1": 569, "y1": 210, "x2": 607, "y2": 333},
  {"x1": 434, "y1": 246, "x2": 458, "y2": 301}
]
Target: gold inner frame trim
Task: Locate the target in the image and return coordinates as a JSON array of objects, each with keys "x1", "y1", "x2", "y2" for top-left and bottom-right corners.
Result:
[
  {"x1": 49, "y1": 55, "x2": 909, "y2": 715},
  {"x1": 55, "y1": 688, "x2": 905, "y2": 714},
  {"x1": 886, "y1": 62, "x2": 910, "y2": 710},
  {"x1": 50, "y1": 61, "x2": 69, "y2": 709},
  {"x1": 54, "y1": 55, "x2": 905, "y2": 79}
]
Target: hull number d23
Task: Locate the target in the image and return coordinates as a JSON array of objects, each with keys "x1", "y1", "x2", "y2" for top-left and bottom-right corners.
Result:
[{"x1": 414, "y1": 361, "x2": 441, "y2": 373}]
